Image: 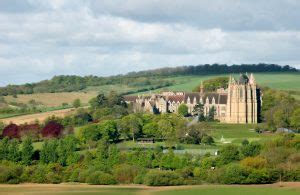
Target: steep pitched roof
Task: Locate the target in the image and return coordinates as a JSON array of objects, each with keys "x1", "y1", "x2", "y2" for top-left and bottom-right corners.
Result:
[{"x1": 202, "y1": 92, "x2": 227, "y2": 104}]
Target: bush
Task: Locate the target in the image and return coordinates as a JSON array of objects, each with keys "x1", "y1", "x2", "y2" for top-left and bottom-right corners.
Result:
[
  {"x1": 86, "y1": 171, "x2": 117, "y2": 185},
  {"x1": 221, "y1": 164, "x2": 248, "y2": 184},
  {"x1": 245, "y1": 169, "x2": 272, "y2": 184},
  {"x1": 144, "y1": 170, "x2": 184, "y2": 186},
  {"x1": 240, "y1": 156, "x2": 267, "y2": 169},
  {"x1": 113, "y1": 164, "x2": 139, "y2": 183},
  {"x1": 0, "y1": 163, "x2": 23, "y2": 184},
  {"x1": 2, "y1": 124, "x2": 20, "y2": 139},
  {"x1": 41, "y1": 121, "x2": 64, "y2": 138}
]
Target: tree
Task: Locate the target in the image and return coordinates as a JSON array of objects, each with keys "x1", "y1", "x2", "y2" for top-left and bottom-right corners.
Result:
[
  {"x1": 290, "y1": 107, "x2": 300, "y2": 129},
  {"x1": 21, "y1": 137, "x2": 34, "y2": 165},
  {"x1": 99, "y1": 120, "x2": 120, "y2": 143},
  {"x1": 178, "y1": 104, "x2": 188, "y2": 117},
  {"x1": 207, "y1": 106, "x2": 216, "y2": 121},
  {"x1": 240, "y1": 142, "x2": 262, "y2": 158},
  {"x1": 240, "y1": 156, "x2": 267, "y2": 169},
  {"x1": 7, "y1": 139, "x2": 20, "y2": 162},
  {"x1": 2, "y1": 123, "x2": 20, "y2": 139},
  {"x1": 193, "y1": 103, "x2": 205, "y2": 121},
  {"x1": 218, "y1": 145, "x2": 240, "y2": 165},
  {"x1": 89, "y1": 93, "x2": 107, "y2": 109},
  {"x1": 201, "y1": 135, "x2": 214, "y2": 145},
  {"x1": 0, "y1": 137, "x2": 9, "y2": 160},
  {"x1": 41, "y1": 121, "x2": 64, "y2": 138},
  {"x1": 79, "y1": 123, "x2": 101, "y2": 149},
  {"x1": 143, "y1": 122, "x2": 160, "y2": 138},
  {"x1": 72, "y1": 99, "x2": 81, "y2": 108},
  {"x1": 119, "y1": 114, "x2": 143, "y2": 141},
  {"x1": 40, "y1": 139, "x2": 59, "y2": 164}
]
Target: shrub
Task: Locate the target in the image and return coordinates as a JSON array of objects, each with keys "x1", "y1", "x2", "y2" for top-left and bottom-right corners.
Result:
[
  {"x1": 221, "y1": 164, "x2": 248, "y2": 184},
  {"x1": 240, "y1": 156, "x2": 267, "y2": 169},
  {"x1": 240, "y1": 142, "x2": 262, "y2": 157},
  {"x1": 19, "y1": 124, "x2": 41, "y2": 140},
  {"x1": 41, "y1": 121, "x2": 64, "y2": 138},
  {"x1": 2, "y1": 124, "x2": 20, "y2": 139},
  {"x1": 245, "y1": 169, "x2": 272, "y2": 184},
  {"x1": 86, "y1": 171, "x2": 117, "y2": 185},
  {"x1": 217, "y1": 145, "x2": 240, "y2": 165},
  {"x1": 0, "y1": 163, "x2": 23, "y2": 184},
  {"x1": 113, "y1": 164, "x2": 139, "y2": 183},
  {"x1": 144, "y1": 170, "x2": 184, "y2": 186}
]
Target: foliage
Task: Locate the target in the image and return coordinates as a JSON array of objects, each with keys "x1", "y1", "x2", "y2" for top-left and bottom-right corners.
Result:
[
  {"x1": 2, "y1": 123, "x2": 20, "y2": 139},
  {"x1": 178, "y1": 104, "x2": 189, "y2": 117},
  {"x1": 41, "y1": 121, "x2": 64, "y2": 138},
  {"x1": 193, "y1": 77, "x2": 229, "y2": 92},
  {"x1": 72, "y1": 99, "x2": 81, "y2": 108},
  {"x1": 20, "y1": 137, "x2": 34, "y2": 165},
  {"x1": 144, "y1": 170, "x2": 184, "y2": 186}
]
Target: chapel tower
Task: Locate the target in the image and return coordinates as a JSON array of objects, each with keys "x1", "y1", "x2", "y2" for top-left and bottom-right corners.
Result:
[{"x1": 225, "y1": 73, "x2": 258, "y2": 124}]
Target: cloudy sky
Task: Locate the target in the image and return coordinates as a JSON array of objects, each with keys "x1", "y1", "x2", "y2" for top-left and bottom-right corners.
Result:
[{"x1": 0, "y1": 0, "x2": 299, "y2": 86}]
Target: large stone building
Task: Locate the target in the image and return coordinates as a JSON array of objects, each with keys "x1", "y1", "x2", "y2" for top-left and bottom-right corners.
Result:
[{"x1": 124, "y1": 73, "x2": 261, "y2": 124}]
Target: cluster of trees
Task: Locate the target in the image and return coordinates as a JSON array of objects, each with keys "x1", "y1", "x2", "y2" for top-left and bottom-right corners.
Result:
[
  {"x1": 262, "y1": 87, "x2": 300, "y2": 130},
  {"x1": 79, "y1": 113, "x2": 214, "y2": 149},
  {"x1": 0, "y1": 133, "x2": 299, "y2": 185},
  {"x1": 1, "y1": 122, "x2": 66, "y2": 140},
  {"x1": 0, "y1": 75, "x2": 171, "y2": 96},
  {"x1": 127, "y1": 63, "x2": 297, "y2": 77},
  {"x1": 193, "y1": 77, "x2": 229, "y2": 92}
]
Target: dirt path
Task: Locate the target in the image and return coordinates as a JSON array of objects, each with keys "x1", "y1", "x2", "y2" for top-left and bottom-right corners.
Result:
[{"x1": 0, "y1": 108, "x2": 75, "y2": 125}]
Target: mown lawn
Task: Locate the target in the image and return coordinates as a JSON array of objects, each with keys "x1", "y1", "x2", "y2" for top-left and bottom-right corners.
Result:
[
  {"x1": 0, "y1": 184, "x2": 299, "y2": 195},
  {"x1": 156, "y1": 185, "x2": 300, "y2": 195}
]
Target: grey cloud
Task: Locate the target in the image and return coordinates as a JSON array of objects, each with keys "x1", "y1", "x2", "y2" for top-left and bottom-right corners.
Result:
[{"x1": 0, "y1": 0, "x2": 299, "y2": 86}]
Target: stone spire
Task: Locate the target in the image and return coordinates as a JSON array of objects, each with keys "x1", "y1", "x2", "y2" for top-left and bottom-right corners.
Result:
[
  {"x1": 249, "y1": 73, "x2": 256, "y2": 85},
  {"x1": 200, "y1": 81, "x2": 204, "y2": 95}
]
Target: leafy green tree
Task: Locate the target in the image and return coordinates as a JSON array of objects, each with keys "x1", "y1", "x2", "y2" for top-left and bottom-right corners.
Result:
[
  {"x1": 201, "y1": 135, "x2": 214, "y2": 145},
  {"x1": 207, "y1": 106, "x2": 216, "y2": 121},
  {"x1": 7, "y1": 139, "x2": 20, "y2": 162},
  {"x1": 143, "y1": 122, "x2": 160, "y2": 138},
  {"x1": 89, "y1": 93, "x2": 107, "y2": 109},
  {"x1": 99, "y1": 120, "x2": 120, "y2": 143},
  {"x1": 107, "y1": 91, "x2": 126, "y2": 107},
  {"x1": 57, "y1": 136, "x2": 78, "y2": 166},
  {"x1": 158, "y1": 119, "x2": 176, "y2": 147},
  {"x1": 40, "y1": 139, "x2": 59, "y2": 164},
  {"x1": 290, "y1": 107, "x2": 300, "y2": 129},
  {"x1": 119, "y1": 114, "x2": 143, "y2": 141},
  {"x1": 178, "y1": 104, "x2": 189, "y2": 117},
  {"x1": 72, "y1": 99, "x2": 81, "y2": 108},
  {"x1": 217, "y1": 145, "x2": 240, "y2": 165},
  {"x1": 240, "y1": 142, "x2": 262, "y2": 158},
  {"x1": 21, "y1": 137, "x2": 34, "y2": 165},
  {"x1": 0, "y1": 137, "x2": 9, "y2": 160},
  {"x1": 193, "y1": 103, "x2": 205, "y2": 121},
  {"x1": 79, "y1": 124, "x2": 102, "y2": 149}
]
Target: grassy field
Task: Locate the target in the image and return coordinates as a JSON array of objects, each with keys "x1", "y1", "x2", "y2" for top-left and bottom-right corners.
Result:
[
  {"x1": 4, "y1": 73, "x2": 299, "y2": 109},
  {"x1": 0, "y1": 108, "x2": 76, "y2": 125},
  {"x1": 164, "y1": 73, "x2": 300, "y2": 92},
  {"x1": 4, "y1": 91, "x2": 98, "y2": 107},
  {"x1": 0, "y1": 183, "x2": 299, "y2": 195}
]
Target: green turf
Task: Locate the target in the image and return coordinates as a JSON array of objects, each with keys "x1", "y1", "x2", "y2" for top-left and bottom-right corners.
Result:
[
  {"x1": 0, "y1": 185, "x2": 299, "y2": 195},
  {"x1": 156, "y1": 186, "x2": 300, "y2": 195},
  {"x1": 141, "y1": 73, "x2": 300, "y2": 94}
]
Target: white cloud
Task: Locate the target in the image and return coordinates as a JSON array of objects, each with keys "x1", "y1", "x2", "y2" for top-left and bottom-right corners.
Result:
[{"x1": 0, "y1": 0, "x2": 299, "y2": 86}]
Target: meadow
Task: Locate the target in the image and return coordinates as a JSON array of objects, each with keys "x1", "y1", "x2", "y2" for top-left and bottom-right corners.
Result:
[
  {"x1": 0, "y1": 183, "x2": 299, "y2": 195},
  {"x1": 3, "y1": 73, "x2": 300, "y2": 109}
]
